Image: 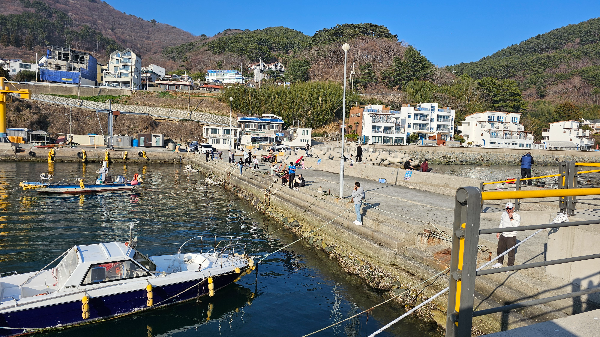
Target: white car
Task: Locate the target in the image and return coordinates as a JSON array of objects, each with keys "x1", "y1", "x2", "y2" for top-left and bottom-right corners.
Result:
[
  {"x1": 272, "y1": 145, "x2": 291, "y2": 152},
  {"x1": 199, "y1": 144, "x2": 215, "y2": 153}
]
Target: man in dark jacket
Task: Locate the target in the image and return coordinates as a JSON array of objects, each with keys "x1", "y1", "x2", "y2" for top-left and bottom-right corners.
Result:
[
  {"x1": 521, "y1": 152, "x2": 534, "y2": 185},
  {"x1": 356, "y1": 145, "x2": 362, "y2": 162}
]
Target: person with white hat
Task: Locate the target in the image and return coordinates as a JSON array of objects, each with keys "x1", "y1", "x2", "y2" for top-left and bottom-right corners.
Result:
[{"x1": 493, "y1": 202, "x2": 521, "y2": 268}]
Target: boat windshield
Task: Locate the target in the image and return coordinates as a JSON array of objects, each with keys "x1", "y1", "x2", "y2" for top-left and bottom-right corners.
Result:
[
  {"x1": 133, "y1": 251, "x2": 156, "y2": 271},
  {"x1": 81, "y1": 260, "x2": 150, "y2": 285},
  {"x1": 55, "y1": 247, "x2": 78, "y2": 288}
]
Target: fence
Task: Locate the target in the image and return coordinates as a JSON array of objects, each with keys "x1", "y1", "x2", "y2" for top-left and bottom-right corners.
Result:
[{"x1": 446, "y1": 186, "x2": 600, "y2": 337}]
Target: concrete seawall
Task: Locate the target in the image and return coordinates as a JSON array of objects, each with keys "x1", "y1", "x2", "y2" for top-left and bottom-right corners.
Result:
[{"x1": 312, "y1": 144, "x2": 600, "y2": 166}]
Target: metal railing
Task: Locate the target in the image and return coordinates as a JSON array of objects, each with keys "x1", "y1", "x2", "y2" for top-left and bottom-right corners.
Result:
[{"x1": 446, "y1": 186, "x2": 600, "y2": 337}]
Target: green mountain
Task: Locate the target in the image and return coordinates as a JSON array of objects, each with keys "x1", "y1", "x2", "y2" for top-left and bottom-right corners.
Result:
[{"x1": 447, "y1": 17, "x2": 600, "y2": 103}]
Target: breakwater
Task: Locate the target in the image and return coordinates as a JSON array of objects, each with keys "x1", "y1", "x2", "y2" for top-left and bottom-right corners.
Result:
[{"x1": 314, "y1": 143, "x2": 600, "y2": 166}]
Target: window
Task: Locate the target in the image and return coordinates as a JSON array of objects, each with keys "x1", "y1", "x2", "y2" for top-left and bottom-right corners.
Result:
[
  {"x1": 223, "y1": 129, "x2": 231, "y2": 135},
  {"x1": 82, "y1": 260, "x2": 150, "y2": 285},
  {"x1": 133, "y1": 252, "x2": 156, "y2": 271},
  {"x1": 210, "y1": 128, "x2": 219, "y2": 134}
]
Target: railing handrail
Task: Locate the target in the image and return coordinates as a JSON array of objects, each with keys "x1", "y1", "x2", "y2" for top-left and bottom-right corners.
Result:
[{"x1": 479, "y1": 218, "x2": 600, "y2": 234}]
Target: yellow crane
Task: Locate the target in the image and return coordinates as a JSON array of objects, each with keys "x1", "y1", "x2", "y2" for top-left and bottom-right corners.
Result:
[{"x1": 0, "y1": 77, "x2": 30, "y2": 139}]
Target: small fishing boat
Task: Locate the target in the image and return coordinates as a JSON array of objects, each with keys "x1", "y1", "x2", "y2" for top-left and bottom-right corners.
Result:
[
  {"x1": 20, "y1": 161, "x2": 141, "y2": 194},
  {"x1": 0, "y1": 240, "x2": 254, "y2": 336}
]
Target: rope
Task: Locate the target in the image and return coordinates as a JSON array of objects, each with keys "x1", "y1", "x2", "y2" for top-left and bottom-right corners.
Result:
[
  {"x1": 369, "y1": 225, "x2": 550, "y2": 336},
  {"x1": 302, "y1": 268, "x2": 450, "y2": 337}
]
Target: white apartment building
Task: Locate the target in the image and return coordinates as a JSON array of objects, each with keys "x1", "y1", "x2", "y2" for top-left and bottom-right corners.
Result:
[
  {"x1": 400, "y1": 103, "x2": 455, "y2": 141},
  {"x1": 360, "y1": 105, "x2": 406, "y2": 145},
  {"x1": 206, "y1": 70, "x2": 244, "y2": 84},
  {"x1": 458, "y1": 111, "x2": 533, "y2": 148},
  {"x1": 202, "y1": 125, "x2": 240, "y2": 150},
  {"x1": 103, "y1": 49, "x2": 142, "y2": 89},
  {"x1": 542, "y1": 120, "x2": 594, "y2": 150},
  {"x1": 357, "y1": 103, "x2": 455, "y2": 145},
  {"x1": 282, "y1": 128, "x2": 312, "y2": 148}
]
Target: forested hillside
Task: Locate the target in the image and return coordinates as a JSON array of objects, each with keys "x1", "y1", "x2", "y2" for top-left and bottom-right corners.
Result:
[
  {"x1": 448, "y1": 17, "x2": 600, "y2": 104},
  {"x1": 0, "y1": 0, "x2": 196, "y2": 65}
]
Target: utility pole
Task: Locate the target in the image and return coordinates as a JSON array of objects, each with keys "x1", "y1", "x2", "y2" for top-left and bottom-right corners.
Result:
[{"x1": 340, "y1": 43, "x2": 350, "y2": 199}]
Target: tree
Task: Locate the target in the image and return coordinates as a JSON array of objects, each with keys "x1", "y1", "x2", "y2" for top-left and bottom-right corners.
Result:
[
  {"x1": 0, "y1": 67, "x2": 9, "y2": 80},
  {"x1": 355, "y1": 63, "x2": 377, "y2": 90},
  {"x1": 285, "y1": 58, "x2": 310, "y2": 83},
  {"x1": 405, "y1": 80, "x2": 437, "y2": 103},
  {"x1": 555, "y1": 102, "x2": 582, "y2": 121},
  {"x1": 408, "y1": 133, "x2": 420, "y2": 144},
  {"x1": 477, "y1": 77, "x2": 526, "y2": 113},
  {"x1": 382, "y1": 46, "x2": 433, "y2": 90},
  {"x1": 14, "y1": 70, "x2": 36, "y2": 82}
]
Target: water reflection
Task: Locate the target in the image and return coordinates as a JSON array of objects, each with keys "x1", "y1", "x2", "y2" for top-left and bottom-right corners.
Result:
[{"x1": 0, "y1": 162, "x2": 441, "y2": 337}]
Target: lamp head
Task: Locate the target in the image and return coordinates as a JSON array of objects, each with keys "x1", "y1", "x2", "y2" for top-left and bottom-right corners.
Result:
[
  {"x1": 229, "y1": 97, "x2": 233, "y2": 102},
  {"x1": 342, "y1": 43, "x2": 350, "y2": 52}
]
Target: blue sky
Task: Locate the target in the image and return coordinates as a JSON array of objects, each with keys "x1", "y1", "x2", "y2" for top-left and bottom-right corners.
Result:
[{"x1": 104, "y1": 0, "x2": 600, "y2": 67}]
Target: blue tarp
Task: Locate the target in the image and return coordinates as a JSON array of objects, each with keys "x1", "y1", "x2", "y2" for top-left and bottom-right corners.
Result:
[
  {"x1": 40, "y1": 69, "x2": 81, "y2": 84},
  {"x1": 39, "y1": 54, "x2": 97, "y2": 84}
]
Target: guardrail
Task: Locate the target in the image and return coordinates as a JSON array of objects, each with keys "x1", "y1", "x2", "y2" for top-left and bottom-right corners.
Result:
[
  {"x1": 446, "y1": 186, "x2": 600, "y2": 337},
  {"x1": 480, "y1": 161, "x2": 600, "y2": 213}
]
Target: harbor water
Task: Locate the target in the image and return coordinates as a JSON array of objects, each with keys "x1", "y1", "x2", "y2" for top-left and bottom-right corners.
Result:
[{"x1": 0, "y1": 162, "x2": 442, "y2": 337}]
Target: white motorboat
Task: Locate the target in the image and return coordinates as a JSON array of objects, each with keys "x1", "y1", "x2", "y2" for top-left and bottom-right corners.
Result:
[{"x1": 0, "y1": 240, "x2": 254, "y2": 336}]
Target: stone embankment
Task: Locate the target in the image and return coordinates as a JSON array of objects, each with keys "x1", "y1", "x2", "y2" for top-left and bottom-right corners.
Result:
[
  {"x1": 315, "y1": 143, "x2": 600, "y2": 166},
  {"x1": 29, "y1": 94, "x2": 229, "y2": 125}
]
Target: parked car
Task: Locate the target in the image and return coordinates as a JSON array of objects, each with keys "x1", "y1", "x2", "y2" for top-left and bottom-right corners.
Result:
[
  {"x1": 199, "y1": 143, "x2": 215, "y2": 154},
  {"x1": 271, "y1": 145, "x2": 291, "y2": 152}
]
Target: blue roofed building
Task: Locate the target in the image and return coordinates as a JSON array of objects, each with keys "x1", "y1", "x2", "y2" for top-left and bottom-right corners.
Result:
[
  {"x1": 237, "y1": 114, "x2": 285, "y2": 146},
  {"x1": 206, "y1": 70, "x2": 244, "y2": 84},
  {"x1": 39, "y1": 47, "x2": 97, "y2": 86}
]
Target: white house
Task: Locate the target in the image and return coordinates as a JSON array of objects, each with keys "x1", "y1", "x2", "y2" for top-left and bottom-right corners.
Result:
[
  {"x1": 103, "y1": 49, "x2": 142, "y2": 89},
  {"x1": 458, "y1": 111, "x2": 533, "y2": 148},
  {"x1": 282, "y1": 128, "x2": 312, "y2": 148},
  {"x1": 359, "y1": 105, "x2": 406, "y2": 145},
  {"x1": 542, "y1": 120, "x2": 594, "y2": 150},
  {"x1": 141, "y1": 64, "x2": 165, "y2": 87},
  {"x1": 202, "y1": 125, "x2": 240, "y2": 150},
  {"x1": 400, "y1": 103, "x2": 455, "y2": 142},
  {"x1": 1, "y1": 59, "x2": 38, "y2": 77},
  {"x1": 206, "y1": 70, "x2": 243, "y2": 84},
  {"x1": 237, "y1": 114, "x2": 285, "y2": 146}
]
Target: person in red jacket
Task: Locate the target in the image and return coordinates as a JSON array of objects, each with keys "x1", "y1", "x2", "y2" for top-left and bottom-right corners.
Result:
[{"x1": 420, "y1": 159, "x2": 432, "y2": 172}]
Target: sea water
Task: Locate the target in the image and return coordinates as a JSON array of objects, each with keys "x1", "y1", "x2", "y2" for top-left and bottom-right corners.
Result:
[{"x1": 0, "y1": 162, "x2": 442, "y2": 337}]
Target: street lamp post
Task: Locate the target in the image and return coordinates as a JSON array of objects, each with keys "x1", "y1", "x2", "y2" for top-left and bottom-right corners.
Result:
[
  {"x1": 340, "y1": 43, "x2": 350, "y2": 199},
  {"x1": 229, "y1": 97, "x2": 233, "y2": 154}
]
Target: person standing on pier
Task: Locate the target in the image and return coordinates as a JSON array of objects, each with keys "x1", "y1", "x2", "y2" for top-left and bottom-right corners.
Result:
[
  {"x1": 521, "y1": 152, "x2": 534, "y2": 186},
  {"x1": 238, "y1": 158, "x2": 244, "y2": 175},
  {"x1": 350, "y1": 182, "x2": 365, "y2": 225},
  {"x1": 287, "y1": 161, "x2": 296, "y2": 189},
  {"x1": 493, "y1": 202, "x2": 520, "y2": 268},
  {"x1": 356, "y1": 145, "x2": 362, "y2": 162}
]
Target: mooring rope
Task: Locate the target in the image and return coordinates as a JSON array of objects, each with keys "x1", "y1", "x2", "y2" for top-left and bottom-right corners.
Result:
[{"x1": 369, "y1": 225, "x2": 550, "y2": 336}]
